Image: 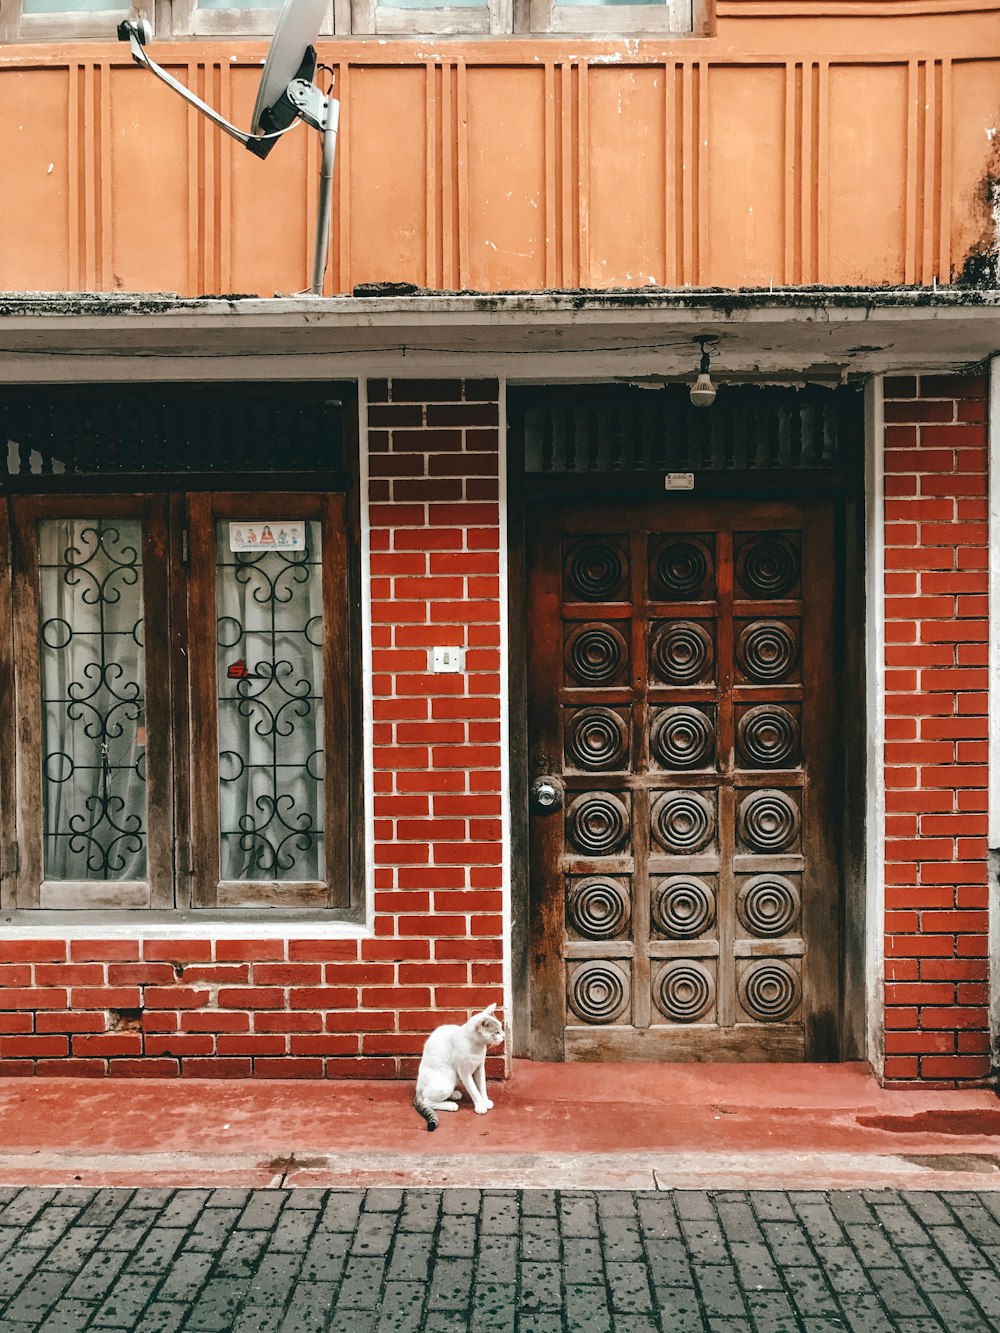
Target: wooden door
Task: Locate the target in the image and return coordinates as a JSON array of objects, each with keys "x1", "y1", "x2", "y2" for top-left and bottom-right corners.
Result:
[{"x1": 526, "y1": 498, "x2": 841, "y2": 1062}]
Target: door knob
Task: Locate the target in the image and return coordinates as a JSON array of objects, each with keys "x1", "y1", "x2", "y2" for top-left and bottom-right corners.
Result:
[{"x1": 531, "y1": 778, "x2": 562, "y2": 812}]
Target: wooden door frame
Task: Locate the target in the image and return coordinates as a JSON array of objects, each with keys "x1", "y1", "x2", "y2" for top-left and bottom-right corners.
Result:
[{"x1": 507, "y1": 431, "x2": 867, "y2": 1062}]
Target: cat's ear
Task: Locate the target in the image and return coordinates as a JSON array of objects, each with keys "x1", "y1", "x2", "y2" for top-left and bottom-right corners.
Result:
[{"x1": 483, "y1": 1003, "x2": 497, "y2": 1015}]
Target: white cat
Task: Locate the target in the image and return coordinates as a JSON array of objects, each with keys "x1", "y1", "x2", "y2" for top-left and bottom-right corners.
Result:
[{"x1": 413, "y1": 1003, "x2": 505, "y2": 1131}]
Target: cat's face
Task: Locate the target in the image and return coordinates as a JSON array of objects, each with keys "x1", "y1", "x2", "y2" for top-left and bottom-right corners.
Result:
[{"x1": 474, "y1": 1005, "x2": 505, "y2": 1046}]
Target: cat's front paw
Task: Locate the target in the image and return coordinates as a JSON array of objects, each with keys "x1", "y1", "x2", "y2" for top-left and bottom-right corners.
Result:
[
  {"x1": 484, "y1": 1099, "x2": 494, "y2": 1109},
  {"x1": 474, "y1": 1103, "x2": 490, "y2": 1114}
]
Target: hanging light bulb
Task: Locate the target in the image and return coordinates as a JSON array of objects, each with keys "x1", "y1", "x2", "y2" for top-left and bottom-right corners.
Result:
[{"x1": 689, "y1": 336, "x2": 717, "y2": 408}]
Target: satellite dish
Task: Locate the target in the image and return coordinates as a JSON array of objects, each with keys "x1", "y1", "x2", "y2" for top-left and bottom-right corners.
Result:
[{"x1": 118, "y1": 0, "x2": 339, "y2": 295}]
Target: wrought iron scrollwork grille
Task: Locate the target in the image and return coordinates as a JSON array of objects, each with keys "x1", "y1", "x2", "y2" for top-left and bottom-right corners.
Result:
[
  {"x1": 38, "y1": 519, "x2": 148, "y2": 880},
  {"x1": 216, "y1": 522, "x2": 325, "y2": 882}
]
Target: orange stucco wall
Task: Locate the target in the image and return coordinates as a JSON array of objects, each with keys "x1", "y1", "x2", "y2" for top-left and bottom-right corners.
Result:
[{"x1": 1, "y1": 3, "x2": 998, "y2": 296}]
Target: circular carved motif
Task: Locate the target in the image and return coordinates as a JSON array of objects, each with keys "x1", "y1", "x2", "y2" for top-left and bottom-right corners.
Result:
[
  {"x1": 737, "y1": 875, "x2": 800, "y2": 937},
  {"x1": 568, "y1": 877, "x2": 631, "y2": 939},
  {"x1": 737, "y1": 705, "x2": 800, "y2": 768},
  {"x1": 652, "y1": 876, "x2": 715, "y2": 938},
  {"x1": 739, "y1": 961, "x2": 800, "y2": 1023},
  {"x1": 566, "y1": 708, "x2": 628, "y2": 770},
  {"x1": 568, "y1": 961, "x2": 630, "y2": 1024},
  {"x1": 651, "y1": 707, "x2": 715, "y2": 770},
  {"x1": 565, "y1": 624, "x2": 628, "y2": 685},
  {"x1": 737, "y1": 790, "x2": 800, "y2": 853},
  {"x1": 736, "y1": 620, "x2": 798, "y2": 683},
  {"x1": 738, "y1": 536, "x2": 800, "y2": 599},
  {"x1": 565, "y1": 540, "x2": 627, "y2": 602},
  {"x1": 657, "y1": 962, "x2": 716, "y2": 1023},
  {"x1": 650, "y1": 621, "x2": 714, "y2": 685},
  {"x1": 651, "y1": 791, "x2": 716, "y2": 853},
  {"x1": 650, "y1": 539, "x2": 710, "y2": 599},
  {"x1": 566, "y1": 792, "x2": 630, "y2": 856}
]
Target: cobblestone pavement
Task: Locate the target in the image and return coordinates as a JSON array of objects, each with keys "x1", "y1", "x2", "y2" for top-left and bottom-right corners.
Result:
[{"x1": 1, "y1": 1187, "x2": 1000, "y2": 1332}]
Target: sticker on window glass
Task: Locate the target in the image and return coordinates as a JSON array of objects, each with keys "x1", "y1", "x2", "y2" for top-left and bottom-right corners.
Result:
[{"x1": 229, "y1": 521, "x2": 305, "y2": 552}]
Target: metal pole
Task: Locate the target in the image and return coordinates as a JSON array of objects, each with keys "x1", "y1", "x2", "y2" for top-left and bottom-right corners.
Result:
[{"x1": 310, "y1": 100, "x2": 340, "y2": 297}]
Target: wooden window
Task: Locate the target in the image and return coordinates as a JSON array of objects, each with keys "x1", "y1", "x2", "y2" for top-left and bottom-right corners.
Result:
[
  {"x1": 527, "y1": 0, "x2": 692, "y2": 34},
  {"x1": 169, "y1": 0, "x2": 338, "y2": 39},
  {"x1": 2, "y1": 490, "x2": 354, "y2": 915},
  {"x1": 0, "y1": 0, "x2": 152, "y2": 41},
  {"x1": 352, "y1": 0, "x2": 505, "y2": 37}
]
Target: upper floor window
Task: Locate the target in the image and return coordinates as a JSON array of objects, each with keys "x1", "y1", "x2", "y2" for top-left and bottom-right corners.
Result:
[{"x1": 0, "y1": 0, "x2": 698, "y2": 40}]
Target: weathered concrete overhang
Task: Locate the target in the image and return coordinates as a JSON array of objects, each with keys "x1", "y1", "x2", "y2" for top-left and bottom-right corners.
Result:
[{"x1": 0, "y1": 288, "x2": 998, "y2": 383}]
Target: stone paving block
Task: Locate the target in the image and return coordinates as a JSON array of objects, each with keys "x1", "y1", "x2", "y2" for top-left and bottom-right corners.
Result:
[
  {"x1": 927, "y1": 1224, "x2": 990, "y2": 1269},
  {"x1": 426, "y1": 1255, "x2": 476, "y2": 1310},
  {"x1": 182, "y1": 1206, "x2": 241, "y2": 1253},
  {"x1": 644, "y1": 1237, "x2": 694, "y2": 1289},
  {"x1": 351, "y1": 1211, "x2": 398, "y2": 1257},
  {"x1": 905, "y1": 1193, "x2": 959, "y2": 1227},
  {"x1": 276, "y1": 1280, "x2": 339, "y2": 1333},
  {"x1": 0, "y1": 1225, "x2": 22, "y2": 1262},
  {"x1": 521, "y1": 1191, "x2": 557, "y2": 1217},
  {"x1": 675, "y1": 1193, "x2": 717, "y2": 1221},
  {"x1": 364, "y1": 1191, "x2": 404, "y2": 1214},
  {"x1": 480, "y1": 1193, "x2": 519, "y2": 1234},
  {"x1": 236, "y1": 1192, "x2": 287, "y2": 1231},
  {"x1": 96, "y1": 1208, "x2": 160, "y2": 1252},
  {"x1": 602, "y1": 1218, "x2": 644, "y2": 1263},
  {"x1": 750, "y1": 1193, "x2": 797, "y2": 1223},
  {"x1": 1, "y1": 1268, "x2": 74, "y2": 1324},
  {"x1": 955, "y1": 1265, "x2": 1000, "y2": 1320},
  {"x1": 300, "y1": 1227, "x2": 351, "y2": 1282},
  {"x1": 713, "y1": 1199, "x2": 764, "y2": 1245},
  {"x1": 793, "y1": 1201, "x2": 847, "y2": 1247},
  {"x1": 518, "y1": 1259, "x2": 562, "y2": 1311},
  {"x1": 516, "y1": 1315, "x2": 564, "y2": 1333},
  {"x1": 609, "y1": 1315, "x2": 659, "y2": 1332},
  {"x1": 726, "y1": 1240, "x2": 784, "y2": 1292},
  {"x1": 374, "y1": 1278, "x2": 426, "y2": 1332},
  {"x1": 419, "y1": 1311, "x2": 469, "y2": 1333},
  {"x1": 435, "y1": 1186, "x2": 478, "y2": 1215},
  {"x1": 843, "y1": 1222, "x2": 904, "y2": 1269},
  {"x1": 605, "y1": 1260, "x2": 654, "y2": 1314},
  {"x1": 828, "y1": 1192, "x2": 876, "y2": 1225},
  {"x1": 65, "y1": 1248, "x2": 132, "y2": 1303},
  {"x1": 157, "y1": 1192, "x2": 210, "y2": 1228},
  {"x1": 472, "y1": 1232, "x2": 518, "y2": 1284},
  {"x1": 745, "y1": 1288, "x2": 805, "y2": 1333},
  {"x1": 266, "y1": 1207, "x2": 321, "y2": 1253},
  {"x1": 945, "y1": 1198, "x2": 1000, "y2": 1247},
  {"x1": 152, "y1": 1249, "x2": 214, "y2": 1303},
  {"x1": 923, "y1": 1287, "x2": 996, "y2": 1331},
  {"x1": 124, "y1": 1226, "x2": 188, "y2": 1274},
  {"x1": 836, "y1": 1290, "x2": 899, "y2": 1333},
  {"x1": 635, "y1": 1196, "x2": 680, "y2": 1241},
  {"x1": 285, "y1": 1190, "x2": 328, "y2": 1210},
  {"x1": 867, "y1": 1265, "x2": 933, "y2": 1319},
  {"x1": 127, "y1": 1303, "x2": 188, "y2": 1333},
  {"x1": 398, "y1": 1191, "x2": 440, "y2": 1233},
  {"x1": 560, "y1": 1195, "x2": 600, "y2": 1238},
  {"x1": 692, "y1": 1263, "x2": 749, "y2": 1320},
  {"x1": 811, "y1": 1242, "x2": 874, "y2": 1294},
  {"x1": 653, "y1": 1282, "x2": 711, "y2": 1332},
  {"x1": 871, "y1": 1203, "x2": 932, "y2": 1247},
  {"x1": 19, "y1": 1205, "x2": 82, "y2": 1249},
  {"x1": 758, "y1": 1220, "x2": 816, "y2": 1268},
  {"x1": 678, "y1": 1215, "x2": 728, "y2": 1263},
  {"x1": 386, "y1": 1232, "x2": 436, "y2": 1282},
  {"x1": 205, "y1": 1189, "x2": 252, "y2": 1209},
  {"x1": 335, "y1": 1255, "x2": 389, "y2": 1309},
  {"x1": 37, "y1": 1297, "x2": 102, "y2": 1332},
  {"x1": 470, "y1": 1280, "x2": 517, "y2": 1332},
  {"x1": 598, "y1": 1193, "x2": 640, "y2": 1219},
  {"x1": 520, "y1": 1214, "x2": 560, "y2": 1261},
  {"x1": 325, "y1": 1315, "x2": 377, "y2": 1333},
  {"x1": 437, "y1": 1212, "x2": 478, "y2": 1257},
  {"x1": 214, "y1": 1227, "x2": 269, "y2": 1278},
  {"x1": 564, "y1": 1281, "x2": 613, "y2": 1332},
  {"x1": 231, "y1": 1253, "x2": 302, "y2": 1331},
  {"x1": 0, "y1": 1193, "x2": 56, "y2": 1227},
  {"x1": 181, "y1": 1278, "x2": 252, "y2": 1332},
  {"x1": 46, "y1": 1224, "x2": 107, "y2": 1271},
  {"x1": 320, "y1": 1192, "x2": 365, "y2": 1232},
  {"x1": 562, "y1": 1235, "x2": 605, "y2": 1285},
  {"x1": 89, "y1": 1272, "x2": 161, "y2": 1328},
  {"x1": 78, "y1": 1191, "x2": 134, "y2": 1227},
  {"x1": 900, "y1": 1244, "x2": 964, "y2": 1292},
  {"x1": 783, "y1": 1264, "x2": 842, "y2": 1319}
]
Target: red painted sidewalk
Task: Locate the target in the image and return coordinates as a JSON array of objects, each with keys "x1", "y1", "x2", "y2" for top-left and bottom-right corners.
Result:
[{"x1": 0, "y1": 1062, "x2": 997, "y2": 1191}]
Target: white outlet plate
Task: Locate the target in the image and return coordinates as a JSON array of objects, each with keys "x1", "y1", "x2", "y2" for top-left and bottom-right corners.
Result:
[{"x1": 431, "y1": 646, "x2": 465, "y2": 673}]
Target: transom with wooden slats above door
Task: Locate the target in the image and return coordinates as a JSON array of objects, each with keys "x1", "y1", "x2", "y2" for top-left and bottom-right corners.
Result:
[{"x1": 527, "y1": 498, "x2": 840, "y2": 1062}]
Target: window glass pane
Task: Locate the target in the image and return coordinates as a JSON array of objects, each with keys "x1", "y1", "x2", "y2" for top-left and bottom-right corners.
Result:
[
  {"x1": 197, "y1": 0, "x2": 267, "y2": 8},
  {"x1": 22, "y1": 0, "x2": 121, "y2": 12},
  {"x1": 39, "y1": 519, "x2": 147, "y2": 881},
  {"x1": 217, "y1": 521, "x2": 325, "y2": 882},
  {"x1": 380, "y1": 0, "x2": 486, "y2": 10},
  {"x1": 556, "y1": 0, "x2": 664, "y2": 6}
]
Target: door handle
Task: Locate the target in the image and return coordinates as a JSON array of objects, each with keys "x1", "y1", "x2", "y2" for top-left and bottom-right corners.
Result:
[{"x1": 531, "y1": 777, "x2": 563, "y2": 813}]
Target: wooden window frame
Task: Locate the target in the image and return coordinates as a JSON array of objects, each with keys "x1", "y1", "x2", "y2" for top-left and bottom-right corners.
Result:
[
  {"x1": 526, "y1": 0, "x2": 692, "y2": 33},
  {"x1": 168, "y1": 0, "x2": 339, "y2": 39},
  {"x1": 1, "y1": 487, "x2": 357, "y2": 917},
  {"x1": 0, "y1": 0, "x2": 152, "y2": 42},
  {"x1": 8, "y1": 494, "x2": 174, "y2": 911}
]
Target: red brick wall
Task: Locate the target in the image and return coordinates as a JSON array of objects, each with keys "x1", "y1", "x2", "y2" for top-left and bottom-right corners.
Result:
[
  {"x1": 882, "y1": 372, "x2": 992, "y2": 1087},
  {"x1": 0, "y1": 377, "x2": 506, "y2": 1078}
]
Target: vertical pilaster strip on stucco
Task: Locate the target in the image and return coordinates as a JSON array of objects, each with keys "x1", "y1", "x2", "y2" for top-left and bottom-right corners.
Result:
[
  {"x1": 988, "y1": 355, "x2": 1000, "y2": 1066},
  {"x1": 498, "y1": 376, "x2": 513, "y2": 1075},
  {"x1": 865, "y1": 374, "x2": 886, "y2": 1078},
  {"x1": 358, "y1": 380, "x2": 376, "y2": 927}
]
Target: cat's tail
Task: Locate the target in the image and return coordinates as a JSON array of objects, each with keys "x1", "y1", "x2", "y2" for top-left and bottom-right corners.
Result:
[{"x1": 413, "y1": 1093, "x2": 438, "y2": 1131}]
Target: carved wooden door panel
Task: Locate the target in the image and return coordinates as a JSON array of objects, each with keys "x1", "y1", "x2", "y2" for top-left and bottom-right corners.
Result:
[{"x1": 526, "y1": 498, "x2": 840, "y2": 1062}]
